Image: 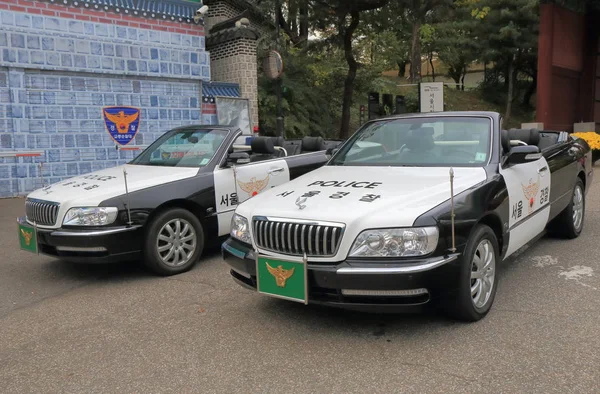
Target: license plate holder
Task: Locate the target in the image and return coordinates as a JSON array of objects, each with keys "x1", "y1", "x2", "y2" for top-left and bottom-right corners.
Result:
[
  {"x1": 17, "y1": 218, "x2": 38, "y2": 254},
  {"x1": 256, "y1": 254, "x2": 308, "y2": 304}
]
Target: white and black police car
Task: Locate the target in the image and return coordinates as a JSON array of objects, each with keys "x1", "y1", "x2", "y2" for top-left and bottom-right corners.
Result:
[
  {"x1": 17, "y1": 125, "x2": 342, "y2": 275},
  {"x1": 222, "y1": 111, "x2": 593, "y2": 321}
]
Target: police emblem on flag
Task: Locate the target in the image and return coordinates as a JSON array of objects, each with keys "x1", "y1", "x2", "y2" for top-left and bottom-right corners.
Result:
[{"x1": 103, "y1": 106, "x2": 141, "y2": 146}]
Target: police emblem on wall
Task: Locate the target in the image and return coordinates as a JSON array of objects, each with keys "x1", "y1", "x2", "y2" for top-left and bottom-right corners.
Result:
[{"x1": 102, "y1": 106, "x2": 141, "y2": 146}]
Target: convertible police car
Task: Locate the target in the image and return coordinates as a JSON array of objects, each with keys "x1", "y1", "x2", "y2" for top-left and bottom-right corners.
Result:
[
  {"x1": 222, "y1": 111, "x2": 593, "y2": 321},
  {"x1": 17, "y1": 125, "x2": 342, "y2": 275}
]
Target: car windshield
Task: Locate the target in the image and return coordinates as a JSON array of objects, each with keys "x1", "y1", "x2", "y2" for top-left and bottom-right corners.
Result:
[
  {"x1": 329, "y1": 116, "x2": 492, "y2": 167},
  {"x1": 130, "y1": 128, "x2": 229, "y2": 167}
]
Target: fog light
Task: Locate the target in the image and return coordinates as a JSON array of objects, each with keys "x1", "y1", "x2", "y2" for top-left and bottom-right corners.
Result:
[{"x1": 341, "y1": 288, "x2": 428, "y2": 297}]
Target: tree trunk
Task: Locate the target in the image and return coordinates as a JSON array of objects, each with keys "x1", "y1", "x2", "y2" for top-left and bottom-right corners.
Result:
[
  {"x1": 461, "y1": 68, "x2": 466, "y2": 91},
  {"x1": 289, "y1": 0, "x2": 298, "y2": 36},
  {"x1": 448, "y1": 66, "x2": 461, "y2": 89},
  {"x1": 429, "y1": 53, "x2": 435, "y2": 81},
  {"x1": 522, "y1": 72, "x2": 537, "y2": 107},
  {"x1": 398, "y1": 61, "x2": 407, "y2": 77},
  {"x1": 505, "y1": 57, "x2": 515, "y2": 122},
  {"x1": 371, "y1": 41, "x2": 375, "y2": 64},
  {"x1": 339, "y1": 10, "x2": 361, "y2": 140},
  {"x1": 299, "y1": 0, "x2": 309, "y2": 46},
  {"x1": 410, "y1": 21, "x2": 421, "y2": 83},
  {"x1": 483, "y1": 61, "x2": 487, "y2": 83}
]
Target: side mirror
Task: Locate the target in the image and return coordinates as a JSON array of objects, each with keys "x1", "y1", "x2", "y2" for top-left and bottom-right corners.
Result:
[
  {"x1": 326, "y1": 148, "x2": 339, "y2": 156},
  {"x1": 226, "y1": 152, "x2": 250, "y2": 165},
  {"x1": 506, "y1": 145, "x2": 541, "y2": 165}
]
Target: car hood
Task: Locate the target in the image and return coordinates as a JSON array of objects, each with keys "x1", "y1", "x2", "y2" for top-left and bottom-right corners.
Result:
[
  {"x1": 236, "y1": 165, "x2": 487, "y2": 229},
  {"x1": 27, "y1": 164, "x2": 199, "y2": 207}
]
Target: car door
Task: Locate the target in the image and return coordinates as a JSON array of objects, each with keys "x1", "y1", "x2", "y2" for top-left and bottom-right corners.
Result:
[
  {"x1": 543, "y1": 137, "x2": 578, "y2": 220},
  {"x1": 213, "y1": 157, "x2": 290, "y2": 236},
  {"x1": 500, "y1": 155, "x2": 551, "y2": 258}
]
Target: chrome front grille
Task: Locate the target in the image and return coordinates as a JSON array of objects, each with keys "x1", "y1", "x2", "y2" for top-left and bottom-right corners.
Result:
[
  {"x1": 252, "y1": 218, "x2": 344, "y2": 257},
  {"x1": 25, "y1": 199, "x2": 60, "y2": 226}
]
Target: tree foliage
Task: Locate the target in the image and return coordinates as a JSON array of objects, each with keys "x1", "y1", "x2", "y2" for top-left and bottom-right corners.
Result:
[
  {"x1": 254, "y1": 0, "x2": 541, "y2": 138},
  {"x1": 471, "y1": 0, "x2": 539, "y2": 121}
]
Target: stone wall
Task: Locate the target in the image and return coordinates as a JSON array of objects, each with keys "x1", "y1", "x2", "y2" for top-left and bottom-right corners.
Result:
[
  {"x1": 0, "y1": 0, "x2": 212, "y2": 197},
  {"x1": 209, "y1": 37, "x2": 258, "y2": 127}
]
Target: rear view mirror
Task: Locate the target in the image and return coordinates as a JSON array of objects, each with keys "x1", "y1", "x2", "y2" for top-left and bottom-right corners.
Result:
[
  {"x1": 506, "y1": 145, "x2": 541, "y2": 165},
  {"x1": 226, "y1": 152, "x2": 250, "y2": 165}
]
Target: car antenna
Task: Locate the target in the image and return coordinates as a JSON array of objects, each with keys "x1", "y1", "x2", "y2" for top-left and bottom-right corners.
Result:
[
  {"x1": 38, "y1": 163, "x2": 45, "y2": 189},
  {"x1": 123, "y1": 168, "x2": 133, "y2": 226},
  {"x1": 232, "y1": 164, "x2": 239, "y2": 202},
  {"x1": 449, "y1": 167, "x2": 456, "y2": 253}
]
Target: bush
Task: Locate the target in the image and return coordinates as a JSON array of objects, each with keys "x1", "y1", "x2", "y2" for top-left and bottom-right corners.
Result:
[{"x1": 572, "y1": 132, "x2": 600, "y2": 163}]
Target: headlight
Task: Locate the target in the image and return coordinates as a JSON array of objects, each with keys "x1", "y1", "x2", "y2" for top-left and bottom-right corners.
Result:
[
  {"x1": 349, "y1": 227, "x2": 439, "y2": 258},
  {"x1": 230, "y1": 213, "x2": 251, "y2": 244},
  {"x1": 63, "y1": 207, "x2": 119, "y2": 226}
]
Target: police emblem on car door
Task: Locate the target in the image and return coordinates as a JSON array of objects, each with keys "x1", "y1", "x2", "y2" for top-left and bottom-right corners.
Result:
[
  {"x1": 500, "y1": 157, "x2": 551, "y2": 258},
  {"x1": 213, "y1": 158, "x2": 290, "y2": 236}
]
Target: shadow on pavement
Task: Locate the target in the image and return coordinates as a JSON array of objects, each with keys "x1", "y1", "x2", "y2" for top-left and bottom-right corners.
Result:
[
  {"x1": 253, "y1": 295, "x2": 462, "y2": 339},
  {"x1": 38, "y1": 244, "x2": 224, "y2": 283}
]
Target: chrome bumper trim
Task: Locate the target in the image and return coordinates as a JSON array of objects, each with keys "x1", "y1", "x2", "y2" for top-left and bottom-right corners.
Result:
[
  {"x1": 51, "y1": 225, "x2": 142, "y2": 237},
  {"x1": 336, "y1": 254, "x2": 460, "y2": 275},
  {"x1": 55, "y1": 246, "x2": 108, "y2": 252}
]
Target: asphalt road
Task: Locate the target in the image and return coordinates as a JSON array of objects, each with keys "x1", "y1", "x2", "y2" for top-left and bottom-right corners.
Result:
[{"x1": 1, "y1": 176, "x2": 600, "y2": 393}]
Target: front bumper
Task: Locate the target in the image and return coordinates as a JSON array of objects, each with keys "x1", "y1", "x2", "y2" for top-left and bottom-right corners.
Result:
[
  {"x1": 18, "y1": 216, "x2": 144, "y2": 264},
  {"x1": 222, "y1": 237, "x2": 462, "y2": 313}
]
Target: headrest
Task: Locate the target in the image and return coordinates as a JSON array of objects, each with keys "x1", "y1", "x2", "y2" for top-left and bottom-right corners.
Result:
[
  {"x1": 418, "y1": 127, "x2": 435, "y2": 136},
  {"x1": 405, "y1": 133, "x2": 435, "y2": 152},
  {"x1": 268, "y1": 136, "x2": 285, "y2": 147},
  {"x1": 251, "y1": 137, "x2": 275, "y2": 154},
  {"x1": 501, "y1": 128, "x2": 540, "y2": 152},
  {"x1": 301, "y1": 136, "x2": 325, "y2": 152},
  {"x1": 509, "y1": 128, "x2": 540, "y2": 146}
]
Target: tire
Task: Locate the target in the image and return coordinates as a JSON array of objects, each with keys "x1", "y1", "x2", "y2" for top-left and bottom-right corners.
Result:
[
  {"x1": 552, "y1": 178, "x2": 585, "y2": 239},
  {"x1": 143, "y1": 208, "x2": 204, "y2": 276},
  {"x1": 445, "y1": 224, "x2": 500, "y2": 322}
]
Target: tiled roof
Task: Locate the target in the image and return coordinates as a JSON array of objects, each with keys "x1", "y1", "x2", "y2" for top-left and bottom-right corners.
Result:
[
  {"x1": 202, "y1": 82, "x2": 241, "y2": 99},
  {"x1": 42, "y1": 0, "x2": 204, "y2": 23},
  {"x1": 206, "y1": 26, "x2": 259, "y2": 47},
  {"x1": 203, "y1": 0, "x2": 269, "y2": 25},
  {"x1": 206, "y1": 10, "x2": 259, "y2": 47}
]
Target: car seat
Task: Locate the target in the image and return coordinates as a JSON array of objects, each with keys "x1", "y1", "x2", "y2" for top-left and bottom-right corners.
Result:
[
  {"x1": 397, "y1": 130, "x2": 436, "y2": 163},
  {"x1": 301, "y1": 136, "x2": 325, "y2": 153},
  {"x1": 267, "y1": 136, "x2": 286, "y2": 157},
  {"x1": 501, "y1": 128, "x2": 540, "y2": 153},
  {"x1": 250, "y1": 137, "x2": 275, "y2": 162},
  {"x1": 537, "y1": 131, "x2": 560, "y2": 151}
]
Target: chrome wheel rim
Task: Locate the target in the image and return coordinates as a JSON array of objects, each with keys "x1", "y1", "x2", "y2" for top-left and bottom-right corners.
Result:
[
  {"x1": 156, "y1": 219, "x2": 197, "y2": 267},
  {"x1": 470, "y1": 239, "x2": 495, "y2": 309},
  {"x1": 572, "y1": 185, "x2": 584, "y2": 232}
]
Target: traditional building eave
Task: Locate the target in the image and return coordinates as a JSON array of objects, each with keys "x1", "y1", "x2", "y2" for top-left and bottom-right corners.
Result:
[
  {"x1": 203, "y1": 0, "x2": 269, "y2": 25},
  {"x1": 206, "y1": 10, "x2": 259, "y2": 48},
  {"x1": 39, "y1": 0, "x2": 204, "y2": 24}
]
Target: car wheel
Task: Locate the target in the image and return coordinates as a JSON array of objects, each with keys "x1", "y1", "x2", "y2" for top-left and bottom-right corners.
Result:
[
  {"x1": 553, "y1": 178, "x2": 585, "y2": 239},
  {"x1": 446, "y1": 224, "x2": 499, "y2": 322},
  {"x1": 143, "y1": 208, "x2": 204, "y2": 276}
]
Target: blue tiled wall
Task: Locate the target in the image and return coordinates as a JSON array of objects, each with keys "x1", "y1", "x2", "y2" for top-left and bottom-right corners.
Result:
[{"x1": 0, "y1": 10, "x2": 213, "y2": 197}]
